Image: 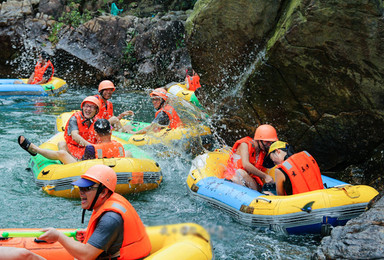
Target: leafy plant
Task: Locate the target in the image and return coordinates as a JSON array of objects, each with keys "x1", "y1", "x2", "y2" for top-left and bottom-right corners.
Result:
[
  {"x1": 48, "y1": 22, "x2": 64, "y2": 46},
  {"x1": 123, "y1": 42, "x2": 136, "y2": 66},
  {"x1": 59, "y1": 2, "x2": 93, "y2": 28}
]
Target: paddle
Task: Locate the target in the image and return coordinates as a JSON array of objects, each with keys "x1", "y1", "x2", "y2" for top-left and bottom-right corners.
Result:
[{"x1": 1, "y1": 230, "x2": 77, "y2": 239}]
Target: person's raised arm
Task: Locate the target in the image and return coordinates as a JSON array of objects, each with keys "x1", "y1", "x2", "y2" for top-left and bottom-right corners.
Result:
[{"x1": 71, "y1": 130, "x2": 92, "y2": 147}]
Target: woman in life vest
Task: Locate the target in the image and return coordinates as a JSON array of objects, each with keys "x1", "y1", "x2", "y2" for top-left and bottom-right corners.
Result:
[
  {"x1": 267, "y1": 141, "x2": 324, "y2": 195},
  {"x1": 223, "y1": 124, "x2": 278, "y2": 191},
  {"x1": 18, "y1": 96, "x2": 99, "y2": 163},
  {"x1": 63, "y1": 96, "x2": 101, "y2": 159},
  {"x1": 126, "y1": 88, "x2": 183, "y2": 134},
  {"x1": 27, "y1": 51, "x2": 54, "y2": 85},
  {"x1": 18, "y1": 118, "x2": 129, "y2": 165},
  {"x1": 39, "y1": 165, "x2": 151, "y2": 259},
  {"x1": 94, "y1": 80, "x2": 134, "y2": 132},
  {"x1": 185, "y1": 67, "x2": 201, "y2": 91}
]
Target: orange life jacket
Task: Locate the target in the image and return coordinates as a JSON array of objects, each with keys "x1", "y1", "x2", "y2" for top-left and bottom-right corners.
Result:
[
  {"x1": 186, "y1": 75, "x2": 201, "y2": 91},
  {"x1": 278, "y1": 151, "x2": 324, "y2": 195},
  {"x1": 93, "y1": 141, "x2": 125, "y2": 159},
  {"x1": 64, "y1": 111, "x2": 97, "y2": 159},
  {"x1": 223, "y1": 137, "x2": 266, "y2": 186},
  {"x1": 95, "y1": 94, "x2": 114, "y2": 119},
  {"x1": 31, "y1": 60, "x2": 54, "y2": 84},
  {"x1": 155, "y1": 104, "x2": 183, "y2": 129},
  {"x1": 83, "y1": 193, "x2": 151, "y2": 260}
]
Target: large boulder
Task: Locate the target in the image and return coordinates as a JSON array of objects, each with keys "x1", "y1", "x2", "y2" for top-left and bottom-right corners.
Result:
[
  {"x1": 313, "y1": 192, "x2": 384, "y2": 259},
  {"x1": 186, "y1": 0, "x2": 384, "y2": 190}
]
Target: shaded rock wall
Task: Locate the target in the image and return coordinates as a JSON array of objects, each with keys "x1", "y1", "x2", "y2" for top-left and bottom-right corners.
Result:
[{"x1": 186, "y1": 0, "x2": 384, "y2": 190}]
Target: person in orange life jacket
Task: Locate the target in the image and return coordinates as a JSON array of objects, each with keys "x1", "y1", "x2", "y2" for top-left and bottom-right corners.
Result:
[
  {"x1": 39, "y1": 165, "x2": 151, "y2": 260},
  {"x1": 83, "y1": 118, "x2": 132, "y2": 159},
  {"x1": 266, "y1": 141, "x2": 324, "y2": 196},
  {"x1": 18, "y1": 118, "x2": 130, "y2": 165},
  {"x1": 26, "y1": 51, "x2": 54, "y2": 85},
  {"x1": 94, "y1": 80, "x2": 134, "y2": 132},
  {"x1": 18, "y1": 96, "x2": 100, "y2": 163},
  {"x1": 185, "y1": 67, "x2": 201, "y2": 91},
  {"x1": 125, "y1": 88, "x2": 182, "y2": 135},
  {"x1": 223, "y1": 124, "x2": 278, "y2": 191}
]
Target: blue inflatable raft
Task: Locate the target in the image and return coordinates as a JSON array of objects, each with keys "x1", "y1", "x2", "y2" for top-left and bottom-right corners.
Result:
[{"x1": 0, "y1": 77, "x2": 67, "y2": 96}]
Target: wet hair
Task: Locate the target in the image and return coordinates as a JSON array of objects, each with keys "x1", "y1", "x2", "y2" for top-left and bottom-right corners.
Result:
[
  {"x1": 41, "y1": 51, "x2": 50, "y2": 60},
  {"x1": 94, "y1": 119, "x2": 111, "y2": 135}
]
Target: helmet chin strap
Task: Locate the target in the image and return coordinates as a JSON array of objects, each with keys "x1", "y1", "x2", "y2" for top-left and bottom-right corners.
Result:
[
  {"x1": 81, "y1": 109, "x2": 98, "y2": 126},
  {"x1": 81, "y1": 185, "x2": 104, "y2": 224}
]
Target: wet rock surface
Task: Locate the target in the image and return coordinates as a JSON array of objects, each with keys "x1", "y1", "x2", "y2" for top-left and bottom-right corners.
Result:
[{"x1": 313, "y1": 192, "x2": 384, "y2": 259}]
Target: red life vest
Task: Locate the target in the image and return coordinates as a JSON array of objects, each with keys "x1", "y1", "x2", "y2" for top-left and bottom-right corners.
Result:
[
  {"x1": 95, "y1": 94, "x2": 114, "y2": 119},
  {"x1": 64, "y1": 111, "x2": 97, "y2": 159},
  {"x1": 93, "y1": 141, "x2": 125, "y2": 159},
  {"x1": 186, "y1": 75, "x2": 201, "y2": 91},
  {"x1": 223, "y1": 137, "x2": 266, "y2": 186},
  {"x1": 155, "y1": 104, "x2": 183, "y2": 129},
  {"x1": 83, "y1": 193, "x2": 151, "y2": 260},
  {"x1": 31, "y1": 60, "x2": 54, "y2": 84},
  {"x1": 278, "y1": 151, "x2": 324, "y2": 195}
]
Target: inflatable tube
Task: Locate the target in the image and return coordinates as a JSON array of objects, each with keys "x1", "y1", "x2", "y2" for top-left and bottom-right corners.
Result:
[
  {"x1": 186, "y1": 148, "x2": 379, "y2": 235},
  {"x1": 0, "y1": 77, "x2": 67, "y2": 96},
  {"x1": 28, "y1": 132, "x2": 162, "y2": 198},
  {"x1": 0, "y1": 223, "x2": 213, "y2": 260},
  {"x1": 165, "y1": 82, "x2": 203, "y2": 109},
  {"x1": 56, "y1": 111, "x2": 214, "y2": 153}
]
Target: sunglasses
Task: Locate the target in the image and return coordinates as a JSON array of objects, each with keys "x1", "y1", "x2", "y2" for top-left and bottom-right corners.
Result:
[{"x1": 79, "y1": 186, "x2": 99, "y2": 193}]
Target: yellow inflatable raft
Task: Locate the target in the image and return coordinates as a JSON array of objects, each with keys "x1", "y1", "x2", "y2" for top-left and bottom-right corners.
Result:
[
  {"x1": 29, "y1": 132, "x2": 162, "y2": 198},
  {"x1": 187, "y1": 148, "x2": 379, "y2": 235},
  {"x1": 0, "y1": 223, "x2": 213, "y2": 260},
  {"x1": 165, "y1": 82, "x2": 203, "y2": 109},
  {"x1": 56, "y1": 111, "x2": 213, "y2": 153}
]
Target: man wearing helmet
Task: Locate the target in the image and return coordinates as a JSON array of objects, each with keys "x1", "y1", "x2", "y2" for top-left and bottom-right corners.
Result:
[
  {"x1": 26, "y1": 51, "x2": 54, "y2": 85},
  {"x1": 18, "y1": 118, "x2": 129, "y2": 164},
  {"x1": 39, "y1": 165, "x2": 151, "y2": 259},
  {"x1": 126, "y1": 88, "x2": 182, "y2": 134},
  {"x1": 265, "y1": 141, "x2": 323, "y2": 196},
  {"x1": 95, "y1": 80, "x2": 134, "y2": 132},
  {"x1": 223, "y1": 124, "x2": 278, "y2": 191}
]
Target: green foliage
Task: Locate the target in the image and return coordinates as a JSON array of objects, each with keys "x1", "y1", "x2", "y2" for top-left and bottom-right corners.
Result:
[
  {"x1": 59, "y1": 2, "x2": 93, "y2": 28},
  {"x1": 48, "y1": 22, "x2": 64, "y2": 46},
  {"x1": 175, "y1": 33, "x2": 185, "y2": 49},
  {"x1": 123, "y1": 42, "x2": 136, "y2": 66}
]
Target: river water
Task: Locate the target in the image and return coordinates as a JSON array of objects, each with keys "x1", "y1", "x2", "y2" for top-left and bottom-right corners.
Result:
[{"x1": 0, "y1": 85, "x2": 321, "y2": 259}]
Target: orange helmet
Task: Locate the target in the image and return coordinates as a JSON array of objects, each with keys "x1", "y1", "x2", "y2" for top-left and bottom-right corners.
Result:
[
  {"x1": 98, "y1": 80, "x2": 115, "y2": 92},
  {"x1": 81, "y1": 165, "x2": 117, "y2": 192},
  {"x1": 254, "y1": 124, "x2": 278, "y2": 141},
  {"x1": 81, "y1": 96, "x2": 101, "y2": 110},
  {"x1": 150, "y1": 88, "x2": 168, "y2": 101}
]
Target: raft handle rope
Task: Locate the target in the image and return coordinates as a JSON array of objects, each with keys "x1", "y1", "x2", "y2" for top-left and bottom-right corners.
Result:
[
  {"x1": 133, "y1": 137, "x2": 145, "y2": 142},
  {"x1": 255, "y1": 197, "x2": 272, "y2": 203}
]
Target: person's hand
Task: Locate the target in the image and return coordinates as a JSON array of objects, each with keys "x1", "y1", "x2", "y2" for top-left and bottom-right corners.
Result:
[
  {"x1": 118, "y1": 111, "x2": 134, "y2": 120},
  {"x1": 75, "y1": 229, "x2": 86, "y2": 242},
  {"x1": 39, "y1": 228, "x2": 60, "y2": 243},
  {"x1": 264, "y1": 174, "x2": 273, "y2": 184}
]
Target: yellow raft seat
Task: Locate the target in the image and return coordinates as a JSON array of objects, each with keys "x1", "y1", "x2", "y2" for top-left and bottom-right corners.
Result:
[{"x1": 0, "y1": 223, "x2": 213, "y2": 260}]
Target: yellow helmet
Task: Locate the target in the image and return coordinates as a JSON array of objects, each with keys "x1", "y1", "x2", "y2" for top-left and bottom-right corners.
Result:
[{"x1": 267, "y1": 141, "x2": 288, "y2": 155}]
